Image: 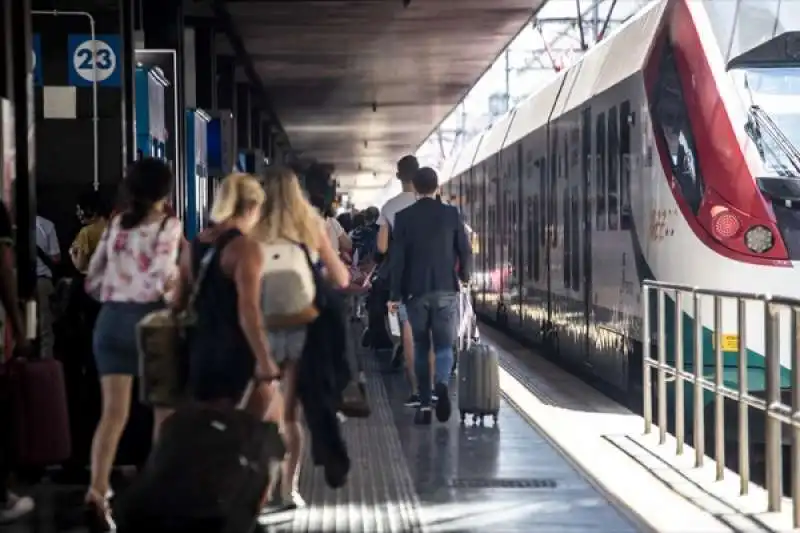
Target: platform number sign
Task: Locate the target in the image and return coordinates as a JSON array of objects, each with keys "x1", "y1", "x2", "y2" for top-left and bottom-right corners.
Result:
[
  {"x1": 67, "y1": 34, "x2": 121, "y2": 87},
  {"x1": 32, "y1": 34, "x2": 42, "y2": 86}
]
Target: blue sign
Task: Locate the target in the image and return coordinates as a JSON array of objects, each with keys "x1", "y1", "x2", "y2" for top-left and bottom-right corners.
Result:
[
  {"x1": 32, "y1": 34, "x2": 42, "y2": 86},
  {"x1": 67, "y1": 34, "x2": 121, "y2": 87}
]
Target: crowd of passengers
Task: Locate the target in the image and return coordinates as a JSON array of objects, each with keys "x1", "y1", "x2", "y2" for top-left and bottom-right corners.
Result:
[{"x1": 0, "y1": 153, "x2": 471, "y2": 531}]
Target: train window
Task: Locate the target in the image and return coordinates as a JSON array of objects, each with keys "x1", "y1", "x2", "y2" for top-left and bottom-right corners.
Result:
[
  {"x1": 533, "y1": 195, "x2": 540, "y2": 282},
  {"x1": 651, "y1": 39, "x2": 704, "y2": 214},
  {"x1": 550, "y1": 130, "x2": 559, "y2": 248},
  {"x1": 563, "y1": 190, "x2": 571, "y2": 288},
  {"x1": 596, "y1": 112, "x2": 607, "y2": 230},
  {"x1": 608, "y1": 106, "x2": 620, "y2": 231},
  {"x1": 620, "y1": 101, "x2": 632, "y2": 230},
  {"x1": 526, "y1": 197, "x2": 533, "y2": 281},
  {"x1": 571, "y1": 187, "x2": 580, "y2": 291},
  {"x1": 582, "y1": 107, "x2": 593, "y2": 302},
  {"x1": 538, "y1": 157, "x2": 547, "y2": 248}
]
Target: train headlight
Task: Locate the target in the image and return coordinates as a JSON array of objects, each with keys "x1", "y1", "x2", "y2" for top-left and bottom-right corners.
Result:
[{"x1": 744, "y1": 225, "x2": 774, "y2": 253}]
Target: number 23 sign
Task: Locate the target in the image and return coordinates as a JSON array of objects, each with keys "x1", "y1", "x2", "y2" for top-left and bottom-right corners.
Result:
[{"x1": 68, "y1": 34, "x2": 121, "y2": 87}]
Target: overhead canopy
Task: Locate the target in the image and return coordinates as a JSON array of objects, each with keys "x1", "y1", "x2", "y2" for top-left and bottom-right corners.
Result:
[{"x1": 220, "y1": 0, "x2": 541, "y2": 192}]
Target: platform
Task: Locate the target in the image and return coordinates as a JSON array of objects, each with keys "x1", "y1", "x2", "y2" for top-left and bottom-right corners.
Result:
[
  {"x1": 259, "y1": 329, "x2": 639, "y2": 533},
  {"x1": 9, "y1": 321, "x2": 793, "y2": 533}
]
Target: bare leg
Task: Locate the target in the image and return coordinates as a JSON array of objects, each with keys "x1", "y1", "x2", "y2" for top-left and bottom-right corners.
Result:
[
  {"x1": 152, "y1": 407, "x2": 174, "y2": 443},
  {"x1": 87, "y1": 375, "x2": 133, "y2": 502},
  {"x1": 280, "y1": 361, "x2": 304, "y2": 505},
  {"x1": 402, "y1": 320, "x2": 417, "y2": 393}
]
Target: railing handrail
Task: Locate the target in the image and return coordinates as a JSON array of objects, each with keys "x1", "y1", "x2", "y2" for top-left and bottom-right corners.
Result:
[
  {"x1": 643, "y1": 279, "x2": 800, "y2": 308},
  {"x1": 641, "y1": 280, "x2": 800, "y2": 526}
]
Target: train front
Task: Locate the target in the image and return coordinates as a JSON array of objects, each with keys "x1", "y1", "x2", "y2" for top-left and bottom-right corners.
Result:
[{"x1": 644, "y1": 0, "x2": 800, "y2": 453}]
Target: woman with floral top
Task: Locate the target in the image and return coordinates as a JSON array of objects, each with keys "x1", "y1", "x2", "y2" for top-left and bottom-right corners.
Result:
[{"x1": 83, "y1": 158, "x2": 183, "y2": 532}]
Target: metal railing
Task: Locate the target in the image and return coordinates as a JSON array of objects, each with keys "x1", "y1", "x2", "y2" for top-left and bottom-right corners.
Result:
[{"x1": 642, "y1": 280, "x2": 800, "y2": 527}]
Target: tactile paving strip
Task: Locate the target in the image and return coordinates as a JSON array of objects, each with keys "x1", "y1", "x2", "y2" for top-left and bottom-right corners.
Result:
[{"x1": 261, "y1": 347, "x2": 424, "y2": 532}]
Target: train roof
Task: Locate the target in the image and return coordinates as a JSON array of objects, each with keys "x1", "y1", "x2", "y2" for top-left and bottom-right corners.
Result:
[{"x1": 440, "y1": 0, "x2": 668, "y2": 184}]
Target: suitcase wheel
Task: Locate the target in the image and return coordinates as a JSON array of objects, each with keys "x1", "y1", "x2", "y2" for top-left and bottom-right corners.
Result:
[{"x1": 492, "y1": 412, "x2": 499, "y2": 425}]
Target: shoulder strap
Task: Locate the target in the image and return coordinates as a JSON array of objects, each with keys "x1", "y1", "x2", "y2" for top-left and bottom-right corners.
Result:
[
  {"x1": 36, "y1": 246, "x2": 57, "y2": 274},
  {"x1": 186, "y1": 247, "x2": 215, "y2": 312}
]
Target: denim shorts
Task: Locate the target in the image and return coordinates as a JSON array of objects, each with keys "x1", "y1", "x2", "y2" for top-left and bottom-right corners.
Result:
[
  {"x1": 94, "y1": 300, "x2": 164, "y2": 376},
  {"x1": 267, "y1": 327, "x2": 307, "y2": 366}
]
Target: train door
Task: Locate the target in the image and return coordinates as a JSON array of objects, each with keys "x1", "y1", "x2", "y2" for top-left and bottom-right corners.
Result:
[{"x1": 581, "y1": 107, "x2": 594, "y2": 366}]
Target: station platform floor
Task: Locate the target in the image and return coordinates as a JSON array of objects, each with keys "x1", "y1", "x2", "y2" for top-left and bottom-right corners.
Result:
[{"x1": 3, "y1": 322, "x2": 797, "y2": 532}]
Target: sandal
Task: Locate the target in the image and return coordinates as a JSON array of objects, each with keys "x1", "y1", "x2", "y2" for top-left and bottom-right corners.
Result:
[{"x1": 84, "y1": 488, "x2": 115, "y2": 532}]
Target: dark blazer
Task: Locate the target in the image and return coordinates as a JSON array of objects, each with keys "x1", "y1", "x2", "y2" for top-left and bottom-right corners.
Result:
[{"x1": 389, "y1": 197, "x2": 472, "y2": 302}]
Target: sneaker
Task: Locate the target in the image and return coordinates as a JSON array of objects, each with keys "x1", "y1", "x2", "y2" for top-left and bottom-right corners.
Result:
[
  {"x1": 414, "y1": 407, "x2": 432, "y2": 425},
  {"x1": 434, "y1": 383, "x2": 451, "y2": 422},
  {"x1": 431, "y1": 393, "x2": 438, "y2": 404},
  {"x1": 0, "y1": 492, "x2": 34, "y2": 524},
  {"x1": 404, "y1": 393, "x2": 421, "y2": 407}
]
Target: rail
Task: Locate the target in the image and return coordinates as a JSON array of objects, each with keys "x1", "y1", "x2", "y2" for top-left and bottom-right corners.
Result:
[{"x1": 641, "y1": 280, "x2": 800, "y2": 527}]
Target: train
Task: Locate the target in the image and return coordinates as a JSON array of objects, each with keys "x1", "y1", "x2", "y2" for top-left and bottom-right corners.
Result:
[{"x1": 438, "y1": 0, "x2": 800, "y2": 453}]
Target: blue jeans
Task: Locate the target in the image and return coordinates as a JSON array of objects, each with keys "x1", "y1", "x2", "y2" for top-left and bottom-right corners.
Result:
[{"x1": 405, "y1": 292, "x2": 458, "y2": 407}]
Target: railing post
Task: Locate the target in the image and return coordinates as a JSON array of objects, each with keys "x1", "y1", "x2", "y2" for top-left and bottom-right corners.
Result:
[
  {"x1": 693, "y1": 291, "x2": 705, "y2": 467},
  {"x1": 737, "y1": 298, "x2": 749, "y2": 495},
  {"x1": 764, "y1": 301, "x2": 782, "y2": 512},
  {"x1": 714, "y1": 295, "x2": 725, "y2": 480},
  {"x1": 674, "y1": 290, "x2": 685, "y2": 455},
  {"x1": 658, "y1": 289, "x2": 667, "y2": 445},
  {"x1": 643, "y1": 284, "x2": 652, "y2": 435}
]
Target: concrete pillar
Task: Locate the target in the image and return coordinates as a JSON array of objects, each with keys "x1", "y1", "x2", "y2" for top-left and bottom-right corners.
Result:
[
  {"x1": 120, "y1": 0, "x2": 135, "y2": 168},
  {"x1": 193, "y1": 24, "x2": 214, "y2": 111},
  {"x1": 250, "y1": 108, "x2": 261, "y2": 152},
  {"x1": 235, "y1": 81, "x2": 251, "y2": 150},
  {"x1": 10, "y1": 0, "x2": 36, "y2": 314},
  {"x1": 215, "y1": 55, "x2": 235, "y2": 111}
]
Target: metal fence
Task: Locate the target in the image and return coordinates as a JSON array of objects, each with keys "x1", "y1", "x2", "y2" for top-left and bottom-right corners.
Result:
[{"x1": 641, "y1": 280, "x2": 800, "y2": 527}]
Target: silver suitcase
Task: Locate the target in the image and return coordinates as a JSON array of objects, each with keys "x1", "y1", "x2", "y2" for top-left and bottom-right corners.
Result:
[{"x1": 457, "y1": 343, "x2": 500, "y2": 425}]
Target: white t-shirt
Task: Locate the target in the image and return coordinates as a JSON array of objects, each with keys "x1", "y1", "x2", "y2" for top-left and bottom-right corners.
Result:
[
  {"x1": 378, "y1": 192, "x2": 416, "y2": 230},
  {"x1": 35, "y1": 216, "x2": 60, "y2": 278},
  {"x1": 325, "y1": 217, "x2": 345, "y2": 253}
]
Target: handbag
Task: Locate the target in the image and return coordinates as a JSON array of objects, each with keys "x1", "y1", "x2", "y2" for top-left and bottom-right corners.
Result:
[{"x1": 136, "y1": 247, "x2": 215, "y2": 407}]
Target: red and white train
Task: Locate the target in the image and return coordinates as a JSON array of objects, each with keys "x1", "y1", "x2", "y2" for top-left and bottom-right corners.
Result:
[{"x1": 439, "y1": 0, "x2": 800, "y2": 441}]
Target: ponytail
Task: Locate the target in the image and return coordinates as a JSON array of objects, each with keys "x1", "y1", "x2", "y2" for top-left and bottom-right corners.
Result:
[{"x1": 119, "y1": 197, "x2": 153, "y2": 229}]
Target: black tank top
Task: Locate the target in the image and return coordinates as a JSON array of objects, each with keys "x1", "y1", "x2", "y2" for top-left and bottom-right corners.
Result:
[{"x1": 188, "y1": 228, "x2": 254, "y2": 402}]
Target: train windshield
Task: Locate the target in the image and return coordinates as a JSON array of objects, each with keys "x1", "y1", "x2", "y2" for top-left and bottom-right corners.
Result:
[
  {"x1": 732, "y1": 67, "x2": 800, "y2": 177},
  {"x1": 732, "y1": 67, "x2": 800, "y2": 260}
]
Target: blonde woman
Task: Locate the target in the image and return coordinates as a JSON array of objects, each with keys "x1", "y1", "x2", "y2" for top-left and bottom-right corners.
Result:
[
  {"x1": 252, "y1": 166, "x2": 350, "y2": 510},
  {"x1": 174, "y1": 173, "x2": 282, "y2": 417}
]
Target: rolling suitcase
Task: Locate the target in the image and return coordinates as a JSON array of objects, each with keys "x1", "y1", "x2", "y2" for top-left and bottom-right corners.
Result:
[
  {"x1": 5, "y1": 357, "x2": 72, "y2": 466},
  {"x1": 116, "y1": 384, "x2": 285, "y2": 533},
  {"x1": 457, "y1": 343, "x2": 500, "y2": 426}
]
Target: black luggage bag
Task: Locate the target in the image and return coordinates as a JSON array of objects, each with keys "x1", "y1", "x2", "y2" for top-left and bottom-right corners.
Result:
[
  {"x1": 365, "y1": 275, "x2": 393, "y2": 351},
  {"x1": 116, "y1": 393, "x2": 285, "y2": 533}
]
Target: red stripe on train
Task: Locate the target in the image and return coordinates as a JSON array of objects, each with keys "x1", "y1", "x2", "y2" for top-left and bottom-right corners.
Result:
[{"x1": 645, "y1": 0, "x2": 789, "y2": 266}]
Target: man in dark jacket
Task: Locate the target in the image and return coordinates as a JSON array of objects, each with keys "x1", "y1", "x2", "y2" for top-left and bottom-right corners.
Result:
[{"x1": 387, "y1": 167, "x2": 472, "y2": 425}]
